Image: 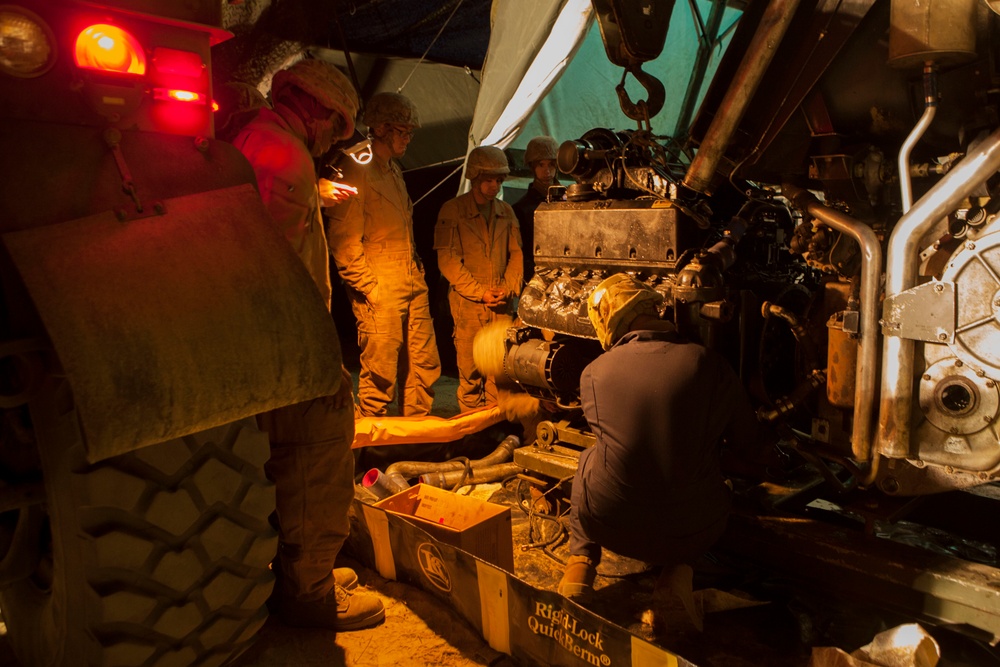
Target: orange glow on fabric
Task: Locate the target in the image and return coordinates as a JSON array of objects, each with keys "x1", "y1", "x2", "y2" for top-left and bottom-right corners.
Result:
[
  {"x1": 74, "y1": 24, "x2": 146, "y2": 75},
  {"x1": 351, "y1": 406, "x2": 504, "y2": 449}
]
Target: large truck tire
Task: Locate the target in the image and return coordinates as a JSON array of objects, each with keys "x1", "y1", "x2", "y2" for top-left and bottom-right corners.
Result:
[{"x1": 0, "y1": 378, "x2": 278, "y2": 667}]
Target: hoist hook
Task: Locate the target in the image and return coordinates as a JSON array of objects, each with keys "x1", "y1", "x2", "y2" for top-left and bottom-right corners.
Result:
[{"x1": 615, "y1": 65, "x2": 665, "y2": 123}]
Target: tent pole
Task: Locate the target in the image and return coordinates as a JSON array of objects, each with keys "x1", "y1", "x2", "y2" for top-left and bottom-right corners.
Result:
[{"x1": 673, "y1": 0, "x2": 727, "y2": 138}]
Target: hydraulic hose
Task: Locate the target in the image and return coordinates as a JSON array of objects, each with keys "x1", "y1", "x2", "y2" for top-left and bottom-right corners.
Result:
[{"x1": 757, "y1": 302, "x2": 826, "y2": 423}]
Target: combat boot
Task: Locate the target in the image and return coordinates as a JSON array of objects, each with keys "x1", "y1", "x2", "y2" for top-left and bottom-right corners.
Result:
[
  {"x1": 652, "y1": 563, "x2": 703, "y2": 631},
  {"x1": 268, "y1": 564, "x2": 357, "y2": 615},
  {"x1": 557, "y1": 555, "x2": 596, "y2": 598},
  {"x1": 276, "y1": 583, "x2": 385, "y2": 631},
  {"x1": 333, "y1": 567, "x2": 358, "y2": 591}
]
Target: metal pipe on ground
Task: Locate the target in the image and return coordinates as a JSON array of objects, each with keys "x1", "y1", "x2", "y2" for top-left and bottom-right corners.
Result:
[
  {"x1": 420, "y1": 462, "x2": 525, "y2": 490},
  {"x1": 381, "y1": 435, "x2": 519, "y2": 480}
]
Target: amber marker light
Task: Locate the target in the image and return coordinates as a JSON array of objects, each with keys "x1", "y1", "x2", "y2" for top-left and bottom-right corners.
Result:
[
  {"x1": 153, "y1": 88, "x2": 206, "y2": 104},
  {"x1": 74, "y1": 23, "x2": 145, "y2": 75}
]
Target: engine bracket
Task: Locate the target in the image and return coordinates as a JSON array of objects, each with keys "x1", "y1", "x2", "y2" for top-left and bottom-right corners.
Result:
[{"x1": 882, "y1": 280, "x2": 956, "y2": 343}]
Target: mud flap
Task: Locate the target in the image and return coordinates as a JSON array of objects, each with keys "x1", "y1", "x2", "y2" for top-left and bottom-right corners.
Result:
[{"x1": 1, "y1": 183, "x2": 341, "y2": 462}]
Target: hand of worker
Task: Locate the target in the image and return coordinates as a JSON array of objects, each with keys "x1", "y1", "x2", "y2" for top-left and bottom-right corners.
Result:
[
  {"x1": 318, "y1": 178, "x2": 359, "y2": 206},
  {"x1": 482, "y1": 287, "x2": 507, "y2": 308}
]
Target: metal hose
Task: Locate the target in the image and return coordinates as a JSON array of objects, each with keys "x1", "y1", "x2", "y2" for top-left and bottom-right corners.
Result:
[
  {"x1": 419, "y1": 462, "x2": 525, "y2": 490},
  {"x1": 378, "y1": 434, "x2": 520, "y2": 482}
]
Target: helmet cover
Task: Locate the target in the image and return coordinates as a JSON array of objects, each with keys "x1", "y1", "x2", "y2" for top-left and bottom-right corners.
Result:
[
  {"x1": 587, "y1": 273, "x2": 664, "y2": 349},
  {"x1": 363, "y1": 92, "x2": 420, "y2": 129},
  {"x1": 271, "y1": 59, "x2": 359, "y2": 140},
  {"x1": 466, "y1": 145, "x2": 510, "y2": 180}
]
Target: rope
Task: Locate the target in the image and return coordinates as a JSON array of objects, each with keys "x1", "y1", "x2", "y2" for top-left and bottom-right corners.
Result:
[
  {"x1": 397, "y1": 0, "x2": 466, "y2": 94},
  {"x1": 411, "y1": 161, "x2": 465, "y2": 207}
]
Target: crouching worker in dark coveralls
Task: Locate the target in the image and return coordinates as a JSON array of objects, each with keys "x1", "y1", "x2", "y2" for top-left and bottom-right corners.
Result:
[
  {"x1": 233, "y1": 58, "x2": 385, "y2": 631},
  {"x1": 557, "y1": 273, "x2": 769, "y2": 630}
]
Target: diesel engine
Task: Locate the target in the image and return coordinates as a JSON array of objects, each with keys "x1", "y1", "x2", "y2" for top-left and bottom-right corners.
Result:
[{"x1": 498, "y1": 0, "x2": 1000, "y2": 497}]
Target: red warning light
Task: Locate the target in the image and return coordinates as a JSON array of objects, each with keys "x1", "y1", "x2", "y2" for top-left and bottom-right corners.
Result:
[{"x1": 74, "y1": 24, "x2": 146, "y2": 75}]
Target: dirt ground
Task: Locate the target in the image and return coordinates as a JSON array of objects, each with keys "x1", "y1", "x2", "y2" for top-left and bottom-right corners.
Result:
[
  {"x1": 1, "y1": 372, "x2": 996, "y2": 666},
  {"x1": 229, "y1": 374, "x2": 516, "y2": 667},
  {"x1": 229, "y1": 556, "x2": 515, "y2": 667}
]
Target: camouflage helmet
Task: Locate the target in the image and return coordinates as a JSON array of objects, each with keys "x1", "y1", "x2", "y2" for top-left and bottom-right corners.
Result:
[
  {"x1": 587, "y1": 273, "x2": 664, "y2": 349},
  {"x1": 271, "y1": 59, "x2": 359, "y2": 140},
  {"x1": 466, "y1": 145, "x2": 510, "y2": 180},
  {"x1": 363, "y1": 92, "x2": 420, "y2": 129},
  {"x1": 524, "y1": 136, "x2": 558, "y2": 165}
]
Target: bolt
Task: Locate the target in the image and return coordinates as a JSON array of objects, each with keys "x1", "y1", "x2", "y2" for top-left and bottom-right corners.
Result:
[
  {"x1": 934, "y1": 283, "x2": 944, "y2": 292},
  {"x1": 194, "y1": 136, "x2": 210, "y2": 153},
  {"x1": 987, "y1": 380, "x2": 995, "y2": 388},
  {"x1": 946, "y1": 465, "x2": 955, "y2": 474},
  {"x1": 153, "y1": 202, "x2": 165, "y2": 215},
  {"x1": 955, "y1": 359, "x2": 964, "y2": 367},
  {"x1": 922, "y1": 374, "x2": 931, "y2": 381},
  {"x1": 114, "y1": 208, "x2": 127, "y2": 221},
  {"x1": 938, "y1": 333, "x2": 948, "y2": 341},
  {"x1": 881, "y1": 477, "x2": 900, "y2": 494},
  {"x1": 103, "y1": 127, "x2": 122, "y2": 146},
  {"x1": 966, "y1": 242, "x2": 976, "y2": 251},
  {"x1": 980, "y1": 472, "x2": 989, "y2": 480}
]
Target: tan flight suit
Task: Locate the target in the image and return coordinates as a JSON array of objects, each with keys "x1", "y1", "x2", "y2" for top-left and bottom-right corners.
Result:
[
  {"x1": 234, "y1": 106, "x2": 355, "y2": 601},
  {"x1": 434, "y1": 191, "x2": 523, "y2": 411},
  {"x1": 328, "y1": 154, "x2": 441, "y2": 417}
]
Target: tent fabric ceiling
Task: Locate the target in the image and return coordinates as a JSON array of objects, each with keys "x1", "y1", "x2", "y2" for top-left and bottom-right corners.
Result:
[
  {"x1": 315, "y1": 48, "x2": 481, "y2": 171},
  {"x1": 214, "y1": 0, "x2": 738, "y2": 187},
  {"x1": 330, "y1": 0, "x2": 493, "y2": 69},
  {"x1": 218, "y1": 0, "x2": 493, "y2": 87}
]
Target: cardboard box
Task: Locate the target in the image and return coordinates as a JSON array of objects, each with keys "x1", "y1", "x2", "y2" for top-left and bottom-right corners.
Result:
[{"x1": 375, "y1": 484, "x2": 514, "y2": 572}]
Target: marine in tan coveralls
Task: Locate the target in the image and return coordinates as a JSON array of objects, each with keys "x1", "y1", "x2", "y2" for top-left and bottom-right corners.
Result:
[
  {"x1": 328, "y1": 93, "x2": 441, "y2": 417},
  {"x1": 232, "y1": 58, "x2": 384, "y2": 631},
  {"x1": 512, "y1": 135, "x2": 559, "y2": 281},
  {"x1": 434, "y1": 146, "x2": 523, "y2": 411}
]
